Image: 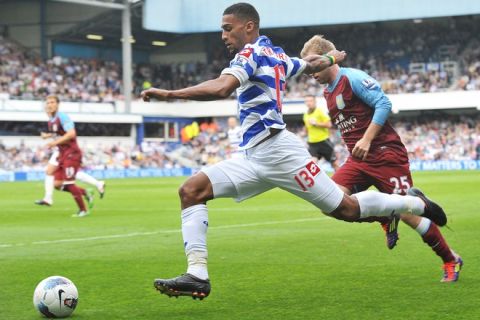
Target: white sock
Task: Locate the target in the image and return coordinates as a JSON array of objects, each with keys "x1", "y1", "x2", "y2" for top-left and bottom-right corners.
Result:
[
  {"x1": 187, "y1": 251, "x2": 209, "y2": 280},
  {"x1": 44, "y1": 175, "x2": 54, "y2": 204},
  {"x1": 182, "y1": 204, "x2": 209, "y2": 280},
  {"x1": 415, "y1": 217, "x2": 431, "y2": 236},
  {"x1": 355, "y1": 190, "x2": 425, "y2": 219},
  {"x1": 75, "y1": 171, "x2": 99, "y2": 187}
]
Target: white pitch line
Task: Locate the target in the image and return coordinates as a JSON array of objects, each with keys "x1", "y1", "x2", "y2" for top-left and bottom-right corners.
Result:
[{"x1": 1, "y1": 216, "x2": 330, "y2": 248}]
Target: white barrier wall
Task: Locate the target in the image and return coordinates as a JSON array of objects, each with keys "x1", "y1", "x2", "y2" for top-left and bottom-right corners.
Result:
[
  {"x1": 1, "y1": 90, "x2": 479, "y2": 120},
  {"x1": 120, "y1": 90, "x2": 480, "y2": 117}
]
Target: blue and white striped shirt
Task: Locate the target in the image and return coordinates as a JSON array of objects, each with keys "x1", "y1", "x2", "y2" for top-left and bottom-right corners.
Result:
[{"x1": 221, "y1": 36, "x2": 306, "y2": 149}]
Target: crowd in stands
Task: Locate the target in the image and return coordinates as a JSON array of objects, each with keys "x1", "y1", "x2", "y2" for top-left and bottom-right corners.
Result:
[
  {"x1": 0, "y1": 36, "x2": 122, "y2": 102},
  {"x1": 281, "y1": 16, "x2": 480, "y2": 97},
  {"x1": 394, "y1": 116, "x2": 479, "y2": 161},
  {"x1": 1, "y1": 16, "x2": 479, "y2": 102},
  {"x1": 0, "y1": 141, "x2": 183, "y2": 172},
  {"x1": 1, "y1": 16, "x2": 479, "y2": 171},
  {"x1": 1, "y1": 115, "x2": 478, "y2": 172}
]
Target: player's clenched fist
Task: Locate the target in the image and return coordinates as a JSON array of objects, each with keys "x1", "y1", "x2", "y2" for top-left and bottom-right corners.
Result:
[{"x1": 140, "y1": 88, "x2": 170, "y2": 102}]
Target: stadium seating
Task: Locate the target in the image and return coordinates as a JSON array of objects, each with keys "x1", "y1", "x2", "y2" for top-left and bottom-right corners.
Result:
[
  {"x1": 1, "y1": 115, "x2": 478, "y2": 171},
  {"x1": 1, "y1": 15, "x2": 479, "y2": 101}
]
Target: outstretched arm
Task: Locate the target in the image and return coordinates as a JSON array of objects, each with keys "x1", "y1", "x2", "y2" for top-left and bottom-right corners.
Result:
[
  {"x1": 141, "y1": 74, "x2": 240, "y2": 102},
  {"x1": 302, "y1": 50, "x2": 346, "y2": 75}
]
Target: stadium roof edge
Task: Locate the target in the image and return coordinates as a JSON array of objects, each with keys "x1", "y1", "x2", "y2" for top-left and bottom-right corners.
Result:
[{"x1": 143, "y1": 0, "x2": 480, "y2": 33}]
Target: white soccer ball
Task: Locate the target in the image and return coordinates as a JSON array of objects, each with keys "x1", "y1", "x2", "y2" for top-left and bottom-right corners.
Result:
[{"x1": 33, "y1": 276, "x2": 78, "y2": 318}]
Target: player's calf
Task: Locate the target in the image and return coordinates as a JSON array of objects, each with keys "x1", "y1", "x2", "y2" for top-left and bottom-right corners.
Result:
[{"x1": 328, "y1": 194, "x2": 360, "y2": 222}]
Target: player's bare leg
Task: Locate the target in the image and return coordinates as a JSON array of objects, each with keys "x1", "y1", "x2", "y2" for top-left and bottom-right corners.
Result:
[{"x1": 154, "y1": 172, "x2": 213, "y2": 299}]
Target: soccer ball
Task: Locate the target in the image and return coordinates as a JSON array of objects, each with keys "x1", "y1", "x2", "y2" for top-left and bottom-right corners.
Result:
[{"x1": 33, "y1": 276, "x2": 78, "y2": 318}]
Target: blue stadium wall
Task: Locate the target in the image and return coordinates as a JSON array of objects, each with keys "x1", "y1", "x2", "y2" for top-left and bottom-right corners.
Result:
[
  {"x1": 53, "y1": 41, "x2": 150, "y2": 63},
  {"x1": 1, "y1": 161, "x2": 479, "y2": 182}
]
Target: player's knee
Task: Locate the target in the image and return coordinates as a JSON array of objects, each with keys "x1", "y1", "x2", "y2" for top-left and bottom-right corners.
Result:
[
  {"x1": 178, "y1": 173, "x2": 213, "y2": 208},
  {"x1": 54, "y1": 181, "x2": 63, "y2": 190},
  {"x1": 178, "y1": 181, "x2": 205, "y2": 206},
  {"x1": 178, "y1": 183, "x2": 191, "y2": 202}
]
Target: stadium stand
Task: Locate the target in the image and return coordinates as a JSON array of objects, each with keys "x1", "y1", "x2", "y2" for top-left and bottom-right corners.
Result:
[
  {"x1": 1, "y1": 114, "x2": 478, "y2": 171},
  {"x1": 1, "y1": 15, "x2": 480, "y2": 101},
  {"x1": 0, "y1": 6, "x2": 479, "y2": 178}
]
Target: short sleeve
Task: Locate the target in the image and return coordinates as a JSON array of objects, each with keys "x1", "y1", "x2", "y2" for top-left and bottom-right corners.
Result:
[
  {"x1": 347, "y1": 69, "x2": 392, "y2": 125},
  {"x1": 58, "y1": 112, "x2": 75, "y2": 131},
  {"x1": 285, "y1": 57, "x2": 307, "y2": 79},
  {"x1": 221, "y1": 47, "x2": 258, "y2": 86}
]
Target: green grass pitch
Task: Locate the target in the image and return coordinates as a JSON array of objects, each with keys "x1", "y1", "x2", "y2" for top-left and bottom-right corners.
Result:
[{"x1": 0, "y1": 171, "x2": 479, "y2": 319}]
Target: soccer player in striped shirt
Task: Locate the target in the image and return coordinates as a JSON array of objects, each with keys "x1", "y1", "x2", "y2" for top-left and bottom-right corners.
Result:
[{"x1": 141, "y1": 3, "x2": 449, "y2": 299}]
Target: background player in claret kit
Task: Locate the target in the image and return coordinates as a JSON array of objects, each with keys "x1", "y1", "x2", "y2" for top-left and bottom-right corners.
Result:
[
  {"x1": 35, "y1": 147, "x2": 105, "y2": 206},
  {"x1": 141, "y1": 3, "x2": 448, "y2": 300},
  {"x1": 301, "y1": 35, "x2": 463, "y2": 282},
  {"x1": 35, "y1": 102, "x2": 106, "y2": 206},
  {"x1": 303, "y1": 94, "x2": 338, "y2": 170},
  {"x1": 41, "y1": 95, "x2": 95, "y2": 217},
  {"x1": 226, "y1": 116, "x2": 242, "y2": 158}
]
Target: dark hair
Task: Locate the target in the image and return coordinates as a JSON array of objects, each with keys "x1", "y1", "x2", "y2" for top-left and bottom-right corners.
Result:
[{"x1": 223, "y1": 2, "x2": 260, "y2": 28}]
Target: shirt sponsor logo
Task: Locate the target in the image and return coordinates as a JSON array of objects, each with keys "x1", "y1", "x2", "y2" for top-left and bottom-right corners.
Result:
[
  {"x1": 261, "y1": 47, "x2": 287, "y2": 61},
  {"x1": 334, "y1": 112, "x2": 357, "y2": 134}
]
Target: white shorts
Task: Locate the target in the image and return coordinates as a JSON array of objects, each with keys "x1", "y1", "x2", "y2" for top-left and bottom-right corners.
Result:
[
  {"x1": 48, "y1": 150, "x2": 60, "y2": 166},
  {"x1": 201, "y1": 130, "x2": 344, "y2": 214}
]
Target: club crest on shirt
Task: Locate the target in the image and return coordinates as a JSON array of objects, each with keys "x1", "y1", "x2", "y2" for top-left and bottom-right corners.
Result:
[
  {"x1": 52, "y1": 124, "x2": 58, "y2": 132},
  {"x1": 336, "y1": 94, "x2": 345, "y2": 110}
]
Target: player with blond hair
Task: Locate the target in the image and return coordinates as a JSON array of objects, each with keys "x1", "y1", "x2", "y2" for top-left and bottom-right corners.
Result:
[{"x1": 301, "y1": 34, "x2": 462, "y2": 282}]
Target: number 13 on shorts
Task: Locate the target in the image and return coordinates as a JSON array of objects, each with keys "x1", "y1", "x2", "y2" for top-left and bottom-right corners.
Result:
[{"x1": 294, "y1": 161, "x2": 321, "y2": 192}]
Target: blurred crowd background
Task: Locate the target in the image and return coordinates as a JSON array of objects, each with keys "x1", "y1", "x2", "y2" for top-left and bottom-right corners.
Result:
[
  {"x1": 1, "y1": 16, "x2": 479, "y2": 102},
  {"x1": 1, "y1": 114, "x2": 478, "y2": 172},
  {"x1": 1, "y1": 15, "x2": 479, "y2": 172}
]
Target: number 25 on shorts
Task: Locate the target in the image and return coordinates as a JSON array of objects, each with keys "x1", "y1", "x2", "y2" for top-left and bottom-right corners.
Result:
[{"x1": 294, "y1": 161, "x2": 321, "y2": 192}]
